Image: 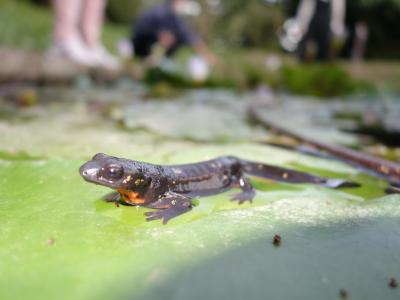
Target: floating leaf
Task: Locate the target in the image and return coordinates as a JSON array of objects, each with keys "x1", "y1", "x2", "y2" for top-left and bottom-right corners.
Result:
[{"x1": 1, "y1": 144, "x2": 399, "y2": 300}]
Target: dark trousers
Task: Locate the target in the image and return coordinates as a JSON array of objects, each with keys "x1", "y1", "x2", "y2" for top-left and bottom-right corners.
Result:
[
  {"x1": 132, "y1": 35, "x2": 182, "y2": 58},
  {"x1": 298, "y1": 0, "x2": 332, "y2": 60}
]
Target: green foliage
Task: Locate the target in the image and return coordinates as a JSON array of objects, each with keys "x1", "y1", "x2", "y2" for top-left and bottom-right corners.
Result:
[
  {"x1": 0, "y1": 0, "x2": 51, "y2": 50},
  {"x1": 106, "y1": 0, "x2": 143, "y2": 24},
  {"x1": 281, "y1": 63, "x2": 373, "y2": 97},
  {"x1": 141, "y1": 52, "x2": 375, "y2": 97},
  {"x1": 215, "y1": 0, "x2": 283, "y2": 48},
  {"x1": 144, "y1": 66, "x2": 235, "y2": 91}
]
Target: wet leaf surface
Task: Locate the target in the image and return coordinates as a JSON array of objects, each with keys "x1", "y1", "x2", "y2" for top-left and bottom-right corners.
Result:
[
  {"x1": 0, "y1": 88, "x2": 399, "y2": 300},
  {"x1": 1, "y1": 148, "x2": 399, "y2": 300}
]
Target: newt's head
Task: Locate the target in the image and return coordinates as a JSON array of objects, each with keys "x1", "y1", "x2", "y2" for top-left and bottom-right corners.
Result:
[{"x1": 79, "y1": 153, "x2": 150, "y2": 190}]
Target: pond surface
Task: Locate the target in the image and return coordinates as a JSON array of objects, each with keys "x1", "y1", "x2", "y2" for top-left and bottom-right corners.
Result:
[{"x1": 0, "y1": 86, "x2": 399, "y2": 300}]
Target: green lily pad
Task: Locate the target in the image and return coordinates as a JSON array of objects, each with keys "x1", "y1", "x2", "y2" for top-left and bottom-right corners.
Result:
[
  {"x1": 1, "y1": 143, "x2": 399, "y2": 300},
  {"x1": 139, "y1": 217, "x2": 400, "y2": 300},
  {"x1": 118, "y1": 92, "x2": 267, "y2": 143}
]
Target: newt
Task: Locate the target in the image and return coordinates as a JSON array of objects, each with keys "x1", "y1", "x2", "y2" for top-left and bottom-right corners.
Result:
[{"x1": 79, "y1": 153, "x2": 358, "y2": 224}]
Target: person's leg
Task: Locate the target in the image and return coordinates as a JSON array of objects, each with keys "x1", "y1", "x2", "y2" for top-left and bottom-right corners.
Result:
[
  {"x1": 80, "y1": 0, "x2": 106, "y2": 47},
  {"x1": 80, "y1": 0, "x2": 120, "y2": 69},
  {"x1": 52, "y1": 0, "x2": 82, "y2": 42},
  {"x1": 50, "y1": 0, "x2": 98, "y2": 66}
]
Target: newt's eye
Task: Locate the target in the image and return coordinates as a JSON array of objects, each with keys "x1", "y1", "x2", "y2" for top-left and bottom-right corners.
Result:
[{"x1": 104, "y1": 164, "x2": 124, "y2": 180}]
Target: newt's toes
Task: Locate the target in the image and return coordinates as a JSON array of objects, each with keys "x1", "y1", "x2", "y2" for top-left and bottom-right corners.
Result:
[
  {"x1": 145, "y1": 211, "x2": 163, "y2": 221},
  {"x1": 230, "y1": 193, "x2": 253, "y2": 204},
  {"x1": 145, "y1": 210, "x2": 173, "y2": 224}
]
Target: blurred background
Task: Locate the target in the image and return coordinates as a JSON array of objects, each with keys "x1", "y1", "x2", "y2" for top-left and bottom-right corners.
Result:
[{"x1": 0, "y1": 0, "x2": 399, "y2": 92}]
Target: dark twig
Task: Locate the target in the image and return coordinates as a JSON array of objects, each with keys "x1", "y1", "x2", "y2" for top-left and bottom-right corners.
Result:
[{"x1": 248, "y1": 102, "x2": 400, "y2": 187}]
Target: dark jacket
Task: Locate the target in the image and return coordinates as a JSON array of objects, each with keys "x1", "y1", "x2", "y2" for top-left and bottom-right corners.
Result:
[{"x1": 132, "y1": 4, "x2": 199, "y2": 57}]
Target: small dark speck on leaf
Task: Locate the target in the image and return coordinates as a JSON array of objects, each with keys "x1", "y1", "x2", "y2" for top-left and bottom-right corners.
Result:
[
  {"x1": 46, "y1": 237, "x2": 55, "y2": 246},
  {"x1": 339, "y1": 288, "x2": 348, "y2": 298},
  {"x1": 272, "y1": 234, "x2": 281, "y2": 246},
  {"x1": 114, "y1": 201, "x2": 120, "y2": 208},
  {"x1": 389, "y1": 277, "x2": 398, "y2": 289}
]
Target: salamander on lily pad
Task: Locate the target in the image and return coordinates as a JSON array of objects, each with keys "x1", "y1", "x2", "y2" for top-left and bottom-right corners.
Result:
[{"x1": 79, "y1": 153, "x2": 359, "y2": 224}]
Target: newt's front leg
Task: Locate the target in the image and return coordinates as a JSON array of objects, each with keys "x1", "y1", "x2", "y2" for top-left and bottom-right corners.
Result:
[
  {"x1": 104, "y1": 191, "x2": 121, "y2": 203},
  {"x1": 230, "y1": 177, "x2": 255, "y2": 204},
  {"x1": 145, "y1": 192, "x2": 192, "y2": 224}
]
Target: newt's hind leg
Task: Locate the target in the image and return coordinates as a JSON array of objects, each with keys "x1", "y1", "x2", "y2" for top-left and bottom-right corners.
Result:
[
  {"x1": 230, "y1": 177, "x2": 255, "y2": 205},
  {"x1": 145, "y1": 192, "x2": 192, "y2": 224}
]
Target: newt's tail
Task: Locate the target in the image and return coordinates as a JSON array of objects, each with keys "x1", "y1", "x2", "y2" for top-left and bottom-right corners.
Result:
[{"x1": 240, "y1": 159, "x2": 359, "y2": 188}]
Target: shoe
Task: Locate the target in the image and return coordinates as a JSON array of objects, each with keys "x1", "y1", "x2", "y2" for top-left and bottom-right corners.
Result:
[
  {"x1": 48, "y1": 38, "x2": 97, "y2": 67},
  {"x1": 88, "y1": 44, "x2": 121, "y2": 70}
]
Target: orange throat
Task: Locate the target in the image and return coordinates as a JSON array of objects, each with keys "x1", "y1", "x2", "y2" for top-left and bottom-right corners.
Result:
[{"x1": 117, "y1": 189, "x2": 146, "y2": 205}]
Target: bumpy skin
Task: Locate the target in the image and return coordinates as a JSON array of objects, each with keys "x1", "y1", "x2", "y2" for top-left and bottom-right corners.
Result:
[{"x1": 79, "y1": 153, "x2": 357, "y2": 224}]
